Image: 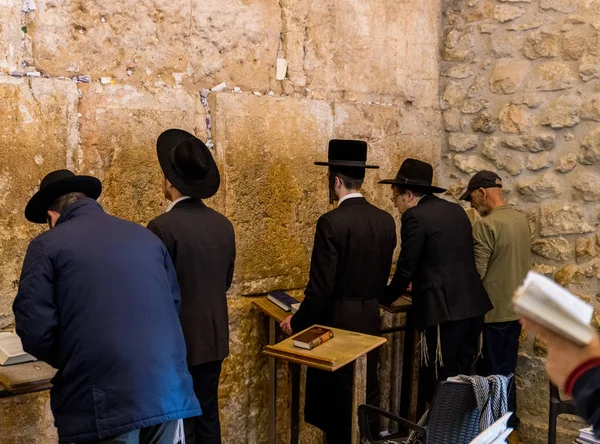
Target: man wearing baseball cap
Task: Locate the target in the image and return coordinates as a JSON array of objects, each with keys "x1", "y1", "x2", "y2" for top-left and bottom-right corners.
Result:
[{"x1": 461, "y1": 170, "x2": 531, "y2": 429}]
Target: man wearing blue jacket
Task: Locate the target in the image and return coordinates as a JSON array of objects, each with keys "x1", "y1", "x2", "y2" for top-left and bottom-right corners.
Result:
[{"x1": 13, "y1": 170, "x2": 201, "y2": 444}]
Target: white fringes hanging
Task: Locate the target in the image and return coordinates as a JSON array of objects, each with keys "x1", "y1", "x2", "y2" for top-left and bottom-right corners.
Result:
[
  {"x1": 419, "y1": 330, "x2": 429, "y2": 367},
  {"x1": 174, "y1": 419, "x2": 185, "y2": 444}
]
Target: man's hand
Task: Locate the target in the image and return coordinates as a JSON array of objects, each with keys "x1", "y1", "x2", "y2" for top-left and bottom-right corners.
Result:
[
  {"x1": 407, "y1": 282, "x2": 413, "y2": 293},
  {"x1": 521, "y1": 317, "x2": 600, "y2": 389},
  {"x1": 280, "y1": 315, "x2": 293, "y2": 335}
]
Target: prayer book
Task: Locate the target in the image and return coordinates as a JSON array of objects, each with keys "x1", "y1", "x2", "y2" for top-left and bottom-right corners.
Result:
[
  {"x1": 470, "y1": 412, "x2": 513, "y2": 443},
  {"x1": 513, "y1": 271, "x2": 595, "y2": 346},
  {"x1": 574, "y1": 426, "x2": 600, "y2": 444},
  {"x1": 267, "y1": 290, "x2": 299, "y2": 312},
  {"x1": 292, "y1": 326, "x2": 334, "y2": 350},
  {"x1": 0, "y1": 332, "x2": 36, "y2": 366}
]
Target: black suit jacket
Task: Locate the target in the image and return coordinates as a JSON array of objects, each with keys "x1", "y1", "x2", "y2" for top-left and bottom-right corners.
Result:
[
  {"x1": 291, "y1": 197, "x2": 396, "y2": 335},
  {"x1": 148, "y1": 198, "x2": 235, "y2": 367},
  {"x1": 290, "y1": 196, "x2": 396, "y2": 433},
  {"x1": 384, "y1": 194, "x2": 492, "y2": 330}
]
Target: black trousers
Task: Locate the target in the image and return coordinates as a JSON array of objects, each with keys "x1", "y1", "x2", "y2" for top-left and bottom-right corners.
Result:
[
  {"x1": 477, "y1": 321, "x2": 521, "y2": 427},
  {"x1": 320, "y1": 350, "x2": 380, "y2": 444},
  {"x1": 91, "y1": 420, "x2": 179, "y2": 444},
  {"x1": 424, "y1": 316, "x2": 484, "y2": 402},
  {"x1": 184, "y1": 360, "x2": 223, "y2": 444}
]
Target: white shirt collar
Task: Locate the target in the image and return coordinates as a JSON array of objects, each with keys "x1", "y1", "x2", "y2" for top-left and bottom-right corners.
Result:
[
  {"x1": 338, "y1": 192, "x2": 363, "y2": 207},
  {"x1": 416, "y1": 194, "x2": 427, "y2": 205},
  {"x1": 166, "y1": 196, "x2": 191, "y2": 212}
]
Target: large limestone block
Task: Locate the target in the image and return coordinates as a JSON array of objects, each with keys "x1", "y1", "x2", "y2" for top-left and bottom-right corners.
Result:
[
  {"x1": 78, "y1": 84, "x2": 207, "y2": 225},
  {"x1": 211, "y1": 93, "x2": 331, "y2": 292},
  {"x1": 0, "y1": 76, "x2": 79, "y2": 320},
  {"x1": 0, "y1": 0, "x2": 21, "y2": 72},
  {"x1": 28, "y1": 0, "x2": 280, "y2": 89},
  {"x1": 282, "y1": 0, "x2": 441, "y2": 106},
  {"x1": 29, "y1": 0, "x2": 191, "y2": 85},
  {"x1": 0, "y1": 392, "x2": 57, "y2": 442},
  {"x1": 189, "y1": 0, "x2": 281, "y2": 90}
]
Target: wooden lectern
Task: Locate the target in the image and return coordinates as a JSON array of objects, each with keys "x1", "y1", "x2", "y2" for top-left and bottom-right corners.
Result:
[
  {"x1": 264, "y1": 326, "x2": 386, "y2": 444},
  {"x1": 0, "y1": 361, "x2": 55, "y2": 398}
]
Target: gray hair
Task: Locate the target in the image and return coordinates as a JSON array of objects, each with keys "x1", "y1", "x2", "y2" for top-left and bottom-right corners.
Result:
[{"x1": 47, "y1": 192, "x2": 87, "y2": 215}]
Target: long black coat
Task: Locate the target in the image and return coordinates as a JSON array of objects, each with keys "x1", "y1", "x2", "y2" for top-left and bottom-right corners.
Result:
[
  {"x1": 383, "y1": 194, "x2": 492, "y2": 330},
  {"x1": 291, "y1": 197, "x2": 396, "y2": 434},
  {"x1": 148, "y1": 198, "x2": 236, "y2": 367}
]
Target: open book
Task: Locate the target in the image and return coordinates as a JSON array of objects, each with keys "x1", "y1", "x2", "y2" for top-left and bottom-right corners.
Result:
[
  {"x1": 470, "y1": 412, "x2": 513, "y2": 443},
  {"x1": 513, "y1": 271, "x2": 595, "y2": 346},
  {"x1": 0, "y1": 332, "x2": 36, "y2": 366}
]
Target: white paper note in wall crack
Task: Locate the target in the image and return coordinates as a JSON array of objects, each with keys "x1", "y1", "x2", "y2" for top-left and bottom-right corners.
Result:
[{"x1": 22, "y1": 0, "x2": 36, "y2": 12}]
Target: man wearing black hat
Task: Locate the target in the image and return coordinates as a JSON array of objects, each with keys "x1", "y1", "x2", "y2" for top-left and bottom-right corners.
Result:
[
  {"x1": 461, "y1": 170, "x2": 531, "y2": 428},
  {"x1": 13, "y1": 170, "x2": 200, "y2": 443},
  {"x1": 380, "y1": 159, "x2": 492, "y2": 402},
  {"x1": 147, "y1": 129, "x2": 235, "y2": 444},
  {"x1": 279, "y1": 139, "x2": 396, "y2": 443}
]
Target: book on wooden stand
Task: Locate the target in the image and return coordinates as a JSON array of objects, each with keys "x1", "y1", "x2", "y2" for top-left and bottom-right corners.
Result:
[
  {"x1": 267, "y1": 290, "x2": 300, "y2": 312},
  {"x1": 0, "y1": 332, "x2": 36, "y2": 366},
  {"x1": 513, "y1": 271, "x2": 595, "y2": 346},
  {"x1": 293, "y1": 326, "x2": 334, "y2": 350}
]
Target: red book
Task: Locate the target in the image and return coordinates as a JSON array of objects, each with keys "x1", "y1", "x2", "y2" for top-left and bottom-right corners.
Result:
[{"x1": 292, "y1": 327, "x2": 334, "y2": 350}]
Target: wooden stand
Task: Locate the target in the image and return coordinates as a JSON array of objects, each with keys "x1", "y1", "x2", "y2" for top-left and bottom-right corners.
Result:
[
  {"x1": 252, "y1": 297, "x2": 304, "y2": 444},
  {"x1": 380, "y1": 295, "x2": 426, "y2": 425},
  {"x1": 0, "y1": 361, "x2": 55, "y2": 398},
  {"x1": 264, "y1": 326, "x2": 386, "y2": 444}
]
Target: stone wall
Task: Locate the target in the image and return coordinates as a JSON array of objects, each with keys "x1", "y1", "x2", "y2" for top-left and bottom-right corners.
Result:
[
  {"x1": 441, "y1": 0, "x2": 600, "y2": 442},
  {"x1": 0, "y1": 0, "x2": 442, "y2": 442}
]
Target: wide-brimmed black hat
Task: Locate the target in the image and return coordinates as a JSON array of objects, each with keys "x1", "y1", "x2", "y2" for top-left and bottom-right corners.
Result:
[
  {"x1": 157, "y1": 129, "x2": 220, "y2": 199},
  {"x1": 25, "y1": 169, "x2": 102, "y2": 223},
  {"x1": 315, "y1": 140, "x2": 379, "y2": 169},
  {"x1": 460, "y1": 170, "x2": 502, "y2": 202},
  {"x1": 379, "y1": 158, "x2": 446, "y2": 193}
]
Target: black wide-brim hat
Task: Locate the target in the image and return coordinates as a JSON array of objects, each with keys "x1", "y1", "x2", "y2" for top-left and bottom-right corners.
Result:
[
  {"x1": 379, "y1": 158, "x2": 447, "y2": 193},
  {"x1": 25, "y1": 169, "x2": 102, "y2": 223},
  {"x1": 157, "y1": 129, "x2": 220, "y2": 199},
  {"x1": 315, "y1": 139, "x2": 379, "y2": 169}
]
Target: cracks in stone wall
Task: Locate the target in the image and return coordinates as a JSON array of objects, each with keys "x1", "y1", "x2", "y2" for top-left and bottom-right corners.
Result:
[{"x1": 301, "y1": 0, "x2": 314, "y2": 90}]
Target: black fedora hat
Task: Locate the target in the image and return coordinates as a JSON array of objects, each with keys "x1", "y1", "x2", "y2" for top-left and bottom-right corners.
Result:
[
  {"x1": 157, "y1": 129, "x2": 220, "y2": 199},
  {"x1": 25, "y1": 169, "x2": 102, "y2": 223},
  {"x1": 379, "y1": 158, "x2": 446, "y2": 193},
  {"x1": 315, "y1": 139, "x2": 379, "y2": 169}
]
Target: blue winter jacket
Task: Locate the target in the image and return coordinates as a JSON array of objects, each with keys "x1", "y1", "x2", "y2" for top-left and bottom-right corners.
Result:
[{"x1": 13, "y1": 199, "x2": 201, "y2": 443}]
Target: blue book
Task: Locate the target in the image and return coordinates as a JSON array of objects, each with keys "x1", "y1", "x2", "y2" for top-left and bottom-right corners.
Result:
[{"x1": 267, "y1": 291, "x2": 299, "y2": 312}]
